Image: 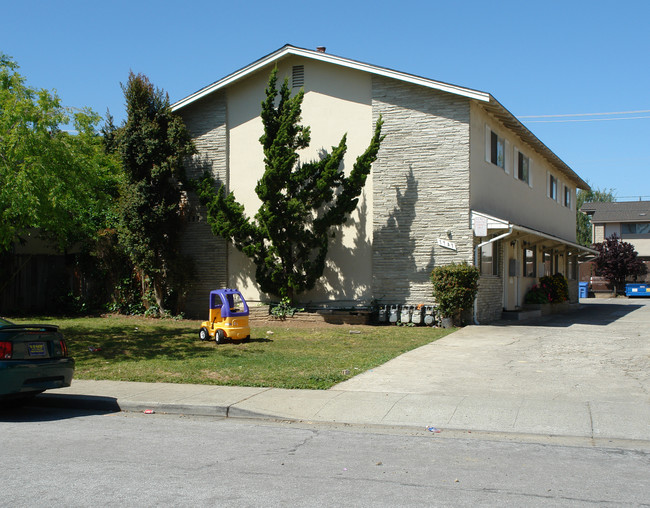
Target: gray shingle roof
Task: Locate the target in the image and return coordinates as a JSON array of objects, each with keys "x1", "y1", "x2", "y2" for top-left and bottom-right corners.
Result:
[{"x1": 580, "y1": 200, "x2": 650, "y2": 222}]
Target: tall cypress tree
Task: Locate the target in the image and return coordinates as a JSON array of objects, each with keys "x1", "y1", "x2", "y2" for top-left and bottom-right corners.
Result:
[
  {"x1": 112, "y1": 72, "x2": 195, "y2": 313},
  {"x1": 198, "y1": 68, "x2": 384, "y2": 300}
]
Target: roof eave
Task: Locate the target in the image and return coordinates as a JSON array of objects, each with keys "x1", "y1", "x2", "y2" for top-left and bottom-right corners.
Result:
[
  {"x1": 471, "y1": 211, "x2": 598, "y2": 256},
  {"x1": 480, "y1": 96, "x2": 590, "y2": 191},
  {"x1": 172, "y1": 45, "x2": 588, "y2": 192},
  {"x1": 171, "y1": 44, "x2": 490, "y2": 112}
]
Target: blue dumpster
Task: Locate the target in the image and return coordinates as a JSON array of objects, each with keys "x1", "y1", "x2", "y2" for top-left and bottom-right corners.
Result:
[
  {"x1": 625, "y1": 283, "x2": 650, "y2": 297},
  {"x1": 578, "y1": 282, "x2": 589, "y2": 298}
]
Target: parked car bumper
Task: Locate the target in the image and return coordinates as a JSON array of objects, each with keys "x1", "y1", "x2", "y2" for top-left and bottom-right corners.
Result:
[{"x1": 0, "y1": 357, "x2": 75, "y2": 398}]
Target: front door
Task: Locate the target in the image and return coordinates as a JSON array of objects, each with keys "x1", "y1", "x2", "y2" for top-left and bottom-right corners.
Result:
[{"x1": 504, "y1": 240, "x2": 520, "y2": 310}]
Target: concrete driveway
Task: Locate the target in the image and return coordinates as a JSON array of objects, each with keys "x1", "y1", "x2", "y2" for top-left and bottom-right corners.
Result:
[
  {"x1": 335, "y1": 299, "x2": 649, "y2": 398},
  {"x1": 333, "y1": 298, "x2": 650, "y2": 440}
]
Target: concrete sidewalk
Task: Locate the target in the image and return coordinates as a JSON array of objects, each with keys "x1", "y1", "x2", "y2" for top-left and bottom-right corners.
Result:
[{"x1": 39, "y1": 299, "x2": 650, "y2": 444}]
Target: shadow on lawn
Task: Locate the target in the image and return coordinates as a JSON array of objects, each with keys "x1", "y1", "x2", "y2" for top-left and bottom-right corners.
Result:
[{"x1": 62, "y1": 324, "x2": 270, "y2": 362}]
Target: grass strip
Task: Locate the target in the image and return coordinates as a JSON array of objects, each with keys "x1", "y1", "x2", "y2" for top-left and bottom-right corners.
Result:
[{"x1": 11, "y1": 315, "x2": 454, "y2": 390}]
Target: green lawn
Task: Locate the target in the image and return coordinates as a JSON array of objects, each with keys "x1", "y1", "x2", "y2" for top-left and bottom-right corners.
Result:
[{"x1": 10, "y1": 315, "x2": 454, "y2": 389}]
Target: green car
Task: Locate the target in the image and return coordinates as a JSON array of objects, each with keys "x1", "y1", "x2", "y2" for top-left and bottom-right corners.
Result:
[{"x1": 0, "y1": 317, "x2": 75, "y2": 401}]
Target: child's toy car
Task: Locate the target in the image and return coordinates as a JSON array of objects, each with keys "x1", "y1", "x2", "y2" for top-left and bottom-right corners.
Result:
[{"x1": 199, "y1": 289, "x2": 250, "y2": 343}]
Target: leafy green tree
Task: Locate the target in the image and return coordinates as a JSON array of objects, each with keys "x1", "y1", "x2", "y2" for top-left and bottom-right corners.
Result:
[
  {"x1": 109, "y1": 72, "x2": 195, "y2": 314},
  {"x1": 198, "y1": 68, "x2": 384, "y2": 300},
  {"x1": 0, "y1": 53, "x2": 121, "y2": 252},
  {"x1": 593, "y1": 233, "x2": 647, "y2": 294},
  {"x1": 576, "y1": 186, "x2": 615, "y2": 246}
]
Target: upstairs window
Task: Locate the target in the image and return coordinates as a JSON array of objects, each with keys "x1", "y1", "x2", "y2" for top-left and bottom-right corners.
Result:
[
  {"x1": 563, "y1": 185, "x2": 571, "y2": 208},
  {"x1": 549, "y1": 174, "x2": 558, "y2": 201},
  {"x1": 490, "y1": 130, "x2": 505, "y2": 169},
  {"x1": 622, "y1": 223, "x2": 650, "y2": 234},
  {"x1": 486, "y1": 126, "x2": 506, "y2": 170},
  {"x1": 515, "y1": 150, "x2": 530, "y2": 184}
]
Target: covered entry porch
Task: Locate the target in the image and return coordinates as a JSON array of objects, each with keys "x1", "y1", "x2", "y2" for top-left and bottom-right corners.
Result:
[{"x1": 472, "y1": 211, "x2": 597, "y2": 320}]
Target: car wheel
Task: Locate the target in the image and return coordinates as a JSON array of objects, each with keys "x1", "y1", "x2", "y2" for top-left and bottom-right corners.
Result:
[
  {"x1": 215, "y1": 329, "x2": 225, "y2": 344},
  {"x1": 199, "y1": 327, "x2": 209, "y2": 341}
]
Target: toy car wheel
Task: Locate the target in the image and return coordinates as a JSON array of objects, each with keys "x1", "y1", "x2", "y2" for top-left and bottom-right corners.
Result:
[
  {"x1": 199, "y1": 327, "x2": 210, "y2": 341},
  {"x1": 215, "y1": 329, "x2": 225, "y2": 344}
]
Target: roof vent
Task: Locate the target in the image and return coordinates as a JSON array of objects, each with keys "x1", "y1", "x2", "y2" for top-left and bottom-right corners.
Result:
[
  {"x1": 316, "y1": 46, "x2": 326, "y2": 52},
  {"x1": 292, "y1": 65, "x2": 304, "y2": 88}
]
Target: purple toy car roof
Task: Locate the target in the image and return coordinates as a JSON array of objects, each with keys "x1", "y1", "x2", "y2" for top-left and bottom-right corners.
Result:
[{"x1": 209, "y1": 289, "x2": 249, "y2": 317}]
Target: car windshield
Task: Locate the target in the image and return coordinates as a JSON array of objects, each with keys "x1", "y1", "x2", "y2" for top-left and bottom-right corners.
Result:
[{"x1": 228, "y1": 293, "x2": 245, "y2": 311}]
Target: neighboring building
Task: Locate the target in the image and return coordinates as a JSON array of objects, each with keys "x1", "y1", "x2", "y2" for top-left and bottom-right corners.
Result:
[
  {"x1": 172, "y1": 45, "x2": 596, "y2": 322},
  {"x1": 580, "y1": 200, "x2": 650, "y2": 283}
]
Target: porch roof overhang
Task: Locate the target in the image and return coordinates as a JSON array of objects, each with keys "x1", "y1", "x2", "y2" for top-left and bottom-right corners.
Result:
[{"x1": 471, "y1": 211, "x2": 598, "y2": 259}]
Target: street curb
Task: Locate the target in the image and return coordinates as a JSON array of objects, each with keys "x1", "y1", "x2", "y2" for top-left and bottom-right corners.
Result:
[
  {"x1": 35, "y1": 393, "x2": 283, "y2": 420},
  {"x1": 36, "y1": 393, "x2": 121, "y2": 412}
]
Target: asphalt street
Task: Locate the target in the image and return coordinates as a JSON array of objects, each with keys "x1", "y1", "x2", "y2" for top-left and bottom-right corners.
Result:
[{"x1": 1, "y1": 407, "x2": 649, "y2": 507}]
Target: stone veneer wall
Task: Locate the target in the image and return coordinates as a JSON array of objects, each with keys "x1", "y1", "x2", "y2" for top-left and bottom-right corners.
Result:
[
  {"x1": 476, "y1": 276, "x2": 503, "y2": 323},
  {"x1": 593, "y1": 224, "x2": 605, "y2": 244},
  {"x1": 177, "y1": 93, "x2": 229, "y2": 318},
  {"x1": 371, "y1": 76, "x2": 473, "y2": 304},
  {"x1": 475, "y1": 241, "x2": 505, "y2": 323}
]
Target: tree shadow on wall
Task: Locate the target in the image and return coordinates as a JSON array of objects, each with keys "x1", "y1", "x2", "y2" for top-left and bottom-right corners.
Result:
[
  {"x1": 308, "y1": 195, "x2": 372, "y2": 305},
  {"x1": 371, "y1": 166, "x2": 437, "y2": 305}
]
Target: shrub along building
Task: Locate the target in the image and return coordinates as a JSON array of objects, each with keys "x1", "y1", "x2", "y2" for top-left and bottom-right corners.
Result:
[{"x1": 172, "y1": 45, "x2": 596, "y2": 323}]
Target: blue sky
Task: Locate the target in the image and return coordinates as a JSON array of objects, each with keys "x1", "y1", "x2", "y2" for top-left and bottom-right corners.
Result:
[{"x1": 2, "y1": 0, "x2": 649, "y2": 200}]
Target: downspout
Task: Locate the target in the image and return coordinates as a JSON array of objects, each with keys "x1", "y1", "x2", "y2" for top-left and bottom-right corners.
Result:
[{"x1": 473, "y1": 227, "x2": 514, "y2": 325}]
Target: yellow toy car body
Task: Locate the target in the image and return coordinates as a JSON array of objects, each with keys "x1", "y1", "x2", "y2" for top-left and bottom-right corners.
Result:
[{"x1": 199, "y1": 289, "x2": 250, "y2": 344}]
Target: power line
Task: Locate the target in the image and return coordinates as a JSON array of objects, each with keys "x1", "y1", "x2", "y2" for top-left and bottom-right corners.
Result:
[
  {"x1": 524, "y1": 116, "x2": 650, "y2": 123},
  {"x1": 519, "y1": 109, "x2": 650, "y2": 118},
  {"x1": 519, "y1": 108, "x2": 650, "y2": 123}
]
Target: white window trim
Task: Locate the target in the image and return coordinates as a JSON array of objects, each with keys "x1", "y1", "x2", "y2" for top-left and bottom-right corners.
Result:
[
  {"x1": 547, "y1": 172, "x2": 559, "y2": 202},
  {"x1": 513, "y1": 147, "x2": 532, "y2": 187},
  {"x1": 563, "y1": 184, "x2": 573, "y2": 209},
  {"x1": 485, "y1": 124, "x2": 507, "y2": 172}
]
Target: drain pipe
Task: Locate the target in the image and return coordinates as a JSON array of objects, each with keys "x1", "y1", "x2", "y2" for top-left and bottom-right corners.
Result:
[{"x1": 473, "y1": 227, "x2": 514, "y2": 325}]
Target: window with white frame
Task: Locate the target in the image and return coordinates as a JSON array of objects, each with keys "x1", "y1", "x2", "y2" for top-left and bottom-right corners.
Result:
[
  {"x1": 486, "y1": 126, "x2": 505, "y2": 169},
  {"x1": 523, "y1": 248, "x2": 536, "y2": 277},
  {"x1": 543, "y1": 251, "x2": 552, "y2": 276},
  {"x1": 548, "y1": 174, "x2": 557, "y2": 200},
  {"x1": 481, "y1": 242, "x2": 499, "y2": 276},
  {"x1": 563, "y1": 185, "x2": 571, "y2": 208},
  {"x1": 515, "y1": 149, "x2": 530, "y2": 184}
]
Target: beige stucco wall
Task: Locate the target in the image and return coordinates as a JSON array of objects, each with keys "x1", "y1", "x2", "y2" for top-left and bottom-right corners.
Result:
[
  {"x1": 225, "y1": 57, "x2": 374, "y2": 304},
  {"x1": 604, "y1": 223, "x2": 621, "y2": 239},
  {"x1": 622, "y1": 236, "x2": 650, "y2": 257},
  {"x1": 469, "y1": 103, "x2": 577, "y2": 241}
]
